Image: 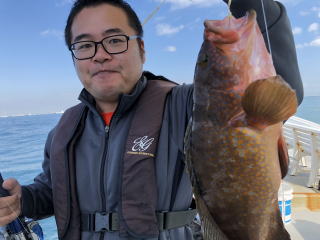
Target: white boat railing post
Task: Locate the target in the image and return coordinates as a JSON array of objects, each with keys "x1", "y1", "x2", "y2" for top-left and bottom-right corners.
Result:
[
  {"x1": 283, "y1": 116, "x2": 320, "y2": 189},
  {"x1": 306, "y1": 132, "x2": 320, "y2": 188},
  {"x1": 289, "y1": 128, "x2": 301, "y2": 175}
]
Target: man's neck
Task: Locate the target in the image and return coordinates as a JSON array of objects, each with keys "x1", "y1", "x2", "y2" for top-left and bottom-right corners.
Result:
[{"x1": 96, "y1": 100, "x2": 118, "y2": 113}]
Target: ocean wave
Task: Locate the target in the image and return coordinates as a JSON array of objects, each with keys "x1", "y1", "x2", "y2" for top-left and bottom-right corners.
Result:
[{"x1": 0, "y1": 163, "x2": 42, "y2": 173}]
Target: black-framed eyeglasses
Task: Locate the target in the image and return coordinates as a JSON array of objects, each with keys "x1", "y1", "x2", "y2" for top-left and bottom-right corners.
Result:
[{"x1": 69, "y1": 34, "x2": 141, "y2": 60}]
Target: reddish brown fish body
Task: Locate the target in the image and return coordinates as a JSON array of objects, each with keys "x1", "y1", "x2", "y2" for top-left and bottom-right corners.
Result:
[{"x1": 186, "y1": 10, "x2": 297, "y2": 240}]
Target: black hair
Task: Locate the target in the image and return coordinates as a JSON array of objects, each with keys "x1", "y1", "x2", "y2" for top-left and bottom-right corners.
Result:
[{"x1": 64, "y1": 0, "x2": 143, "y2": 49}]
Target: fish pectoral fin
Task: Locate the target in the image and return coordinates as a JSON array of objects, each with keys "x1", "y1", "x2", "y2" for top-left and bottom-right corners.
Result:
[{"x1": 241, "y1": 75, "x2": 297, "y2": 130}]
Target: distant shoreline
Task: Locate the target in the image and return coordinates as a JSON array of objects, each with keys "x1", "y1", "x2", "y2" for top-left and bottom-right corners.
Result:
[
  {"x1": 0, "y1": 111, "x2": 64, "y2": 118},
  {"x1": 1, "y1": 96, "x2": 319, "y2": 118}
]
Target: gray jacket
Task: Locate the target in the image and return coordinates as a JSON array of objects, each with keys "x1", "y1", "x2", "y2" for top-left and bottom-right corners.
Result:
[{"x1": 22, "y1": 73, "x2": 195, "y2": 240}]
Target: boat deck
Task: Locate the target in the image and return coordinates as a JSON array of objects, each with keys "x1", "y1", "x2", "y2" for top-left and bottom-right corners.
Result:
[{"x1": 283, "y1": 167, "x2": 320, "y2": 239}]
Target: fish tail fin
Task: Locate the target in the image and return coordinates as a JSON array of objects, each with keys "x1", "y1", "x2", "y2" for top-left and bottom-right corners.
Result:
[{"x1": 241, "y1": 75, "x2": 297, "y2": 130}]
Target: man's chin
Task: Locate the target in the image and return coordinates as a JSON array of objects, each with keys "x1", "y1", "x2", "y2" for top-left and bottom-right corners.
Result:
[{"x1": 93, "y1": 89, "x2": 120, "y2": 103}]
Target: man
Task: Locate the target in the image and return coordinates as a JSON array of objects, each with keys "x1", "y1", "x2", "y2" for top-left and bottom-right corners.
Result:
[{"x1": 0, "y1": 0, "x2": 303, "y2": 239}]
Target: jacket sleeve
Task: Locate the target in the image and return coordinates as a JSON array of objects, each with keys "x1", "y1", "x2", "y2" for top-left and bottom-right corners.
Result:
[
  {"x1": 21, "y1": 128, "x2": 55, "y2": 220},
  {"x1": 224, "y1": 0, "x2": 304, "y2": 105}
]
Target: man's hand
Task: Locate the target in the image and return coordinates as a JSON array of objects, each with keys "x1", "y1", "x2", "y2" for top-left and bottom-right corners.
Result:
[
  {"x1": 223, "y1": 0, "x2": 280, "y2": 24},
  {"x1": 0, "y1": 178, "x2": 22, "y2": 227}
]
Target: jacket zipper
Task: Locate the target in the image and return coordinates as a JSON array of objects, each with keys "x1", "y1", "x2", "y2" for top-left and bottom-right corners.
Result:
[
  {"x1": 99, "y1": 113, "x2": 119, "y2": 240},
  {"x1": 100, "y1": 124, "x2": 110, "y2": 210},
  {"x1": 99, "y1": 124, "x2": 110, "y2": 240}
]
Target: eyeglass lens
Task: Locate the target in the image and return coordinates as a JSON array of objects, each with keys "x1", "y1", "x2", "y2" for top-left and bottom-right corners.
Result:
[{"x1": 72, "y1": 35, "x2": 129, "y2": 59}]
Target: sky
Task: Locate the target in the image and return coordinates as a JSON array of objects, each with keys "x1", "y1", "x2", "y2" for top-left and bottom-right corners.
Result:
[{"x1": 0, "y1": 0, "x2": 319, "y2": 116}]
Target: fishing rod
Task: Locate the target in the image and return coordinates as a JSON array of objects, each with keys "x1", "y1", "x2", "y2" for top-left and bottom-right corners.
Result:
[
  {"x1": 142, "y1": 0, "x2": 194, "y2": 26},
  {"x1": 142, "y1": 0, "x2": 166, "y2": 26},
  {"x1": 0, "y1": 173, "x2": 43, "y2": 240}
]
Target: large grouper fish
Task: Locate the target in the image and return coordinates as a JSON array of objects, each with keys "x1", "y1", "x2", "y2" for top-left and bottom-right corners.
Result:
[{"x1": 185, "y1": 10, "x2": 297, "y2": 240}]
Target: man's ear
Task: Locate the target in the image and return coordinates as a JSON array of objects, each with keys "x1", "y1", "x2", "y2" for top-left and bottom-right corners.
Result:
[
  {"x1": 71, "y1": 53, "x2": 76, "y2": 65},
  {"x1": 139, "y1": 39, "x2": 146, "y2": 64}
]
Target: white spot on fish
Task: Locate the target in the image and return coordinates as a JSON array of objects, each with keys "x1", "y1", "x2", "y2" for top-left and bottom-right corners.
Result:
[
  {"x1": 238, "y1": 150, "x2": 245, "y2": 157},
  {"x1": 222, "y1": 188, "x2": 231, "y2": 193},
  {"x1": 248, "y1": 191, "x2": 256, "y2": 196}
]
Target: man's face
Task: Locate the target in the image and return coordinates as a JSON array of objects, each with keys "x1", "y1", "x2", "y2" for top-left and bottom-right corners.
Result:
[{"x1": 71, "y1": 4, "x2": 145, "y2": 104}]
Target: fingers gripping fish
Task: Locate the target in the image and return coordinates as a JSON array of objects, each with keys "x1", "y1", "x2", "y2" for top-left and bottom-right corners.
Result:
[{"x1": 185, "y1": 10, "x2": 297, "y2": 240}]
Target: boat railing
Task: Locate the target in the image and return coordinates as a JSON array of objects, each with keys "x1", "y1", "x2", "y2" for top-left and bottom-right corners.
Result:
[{"x1": 283, "y1": 116, "x2": 320, "y2": 188}]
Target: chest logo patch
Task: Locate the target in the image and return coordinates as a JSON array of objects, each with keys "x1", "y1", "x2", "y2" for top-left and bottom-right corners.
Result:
[{"x1": 132, "y1": 136, "x2": 154, "y2": 152}]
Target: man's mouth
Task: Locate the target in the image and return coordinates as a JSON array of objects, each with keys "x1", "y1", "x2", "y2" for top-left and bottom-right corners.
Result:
[{"x1": 92, "y1": 70, "x2": 118, "y2": 77}]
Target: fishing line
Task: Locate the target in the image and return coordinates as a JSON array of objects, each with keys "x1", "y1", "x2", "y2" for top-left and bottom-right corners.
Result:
[
  {"x1": 228, "y1": 0, "x2": 233, "y2": 17},
  {"x1": 260, "y1": 0, "x2": 273, "y2": 57},
  {"x1": 3, "y1": 200, "x2": 30, "y2": 233},
  {"x1": 0, "y1": 176, "x2": 30, "y2": 234},
  {"x1": 227, "y1": 0, "x2": 234, "y2": 27}
]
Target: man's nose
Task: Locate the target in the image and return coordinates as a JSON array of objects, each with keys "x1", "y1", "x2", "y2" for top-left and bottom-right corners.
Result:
[{"x1": 93, "y1": 43, "x2": 112, "y2": 62}]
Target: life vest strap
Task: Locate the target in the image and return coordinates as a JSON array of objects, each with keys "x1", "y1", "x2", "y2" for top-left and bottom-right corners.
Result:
[{"x1": 81, "y1": 209, "x2": 197, "y2": 232}]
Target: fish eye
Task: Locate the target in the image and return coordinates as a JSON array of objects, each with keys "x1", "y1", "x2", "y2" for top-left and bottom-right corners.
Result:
[{"x1": 198, "y1": 54, "x2": 209, "y2": 66}]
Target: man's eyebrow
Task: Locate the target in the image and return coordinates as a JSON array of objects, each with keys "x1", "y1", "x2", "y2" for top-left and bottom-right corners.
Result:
[
  {"x1": 73, "y1": 28, "x2": 124, "y2": 43},
  {"x1": 73, "y1": 33, "x2": 92, "y2": 43},
  {"x1": 104, "y1": 28, "x2": 124, "y2": 35}
]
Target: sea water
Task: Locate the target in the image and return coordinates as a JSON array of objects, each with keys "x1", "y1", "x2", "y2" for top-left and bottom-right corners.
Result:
[
  {"x1": 0, "y1": 114, "x2": 60, "y2": 240},
  {"x1": 0, "y1": 96, "x2": 319, "y2": 239},
  {"x1": 0, "y1": 226, "x2": 6, "y2": 240}
]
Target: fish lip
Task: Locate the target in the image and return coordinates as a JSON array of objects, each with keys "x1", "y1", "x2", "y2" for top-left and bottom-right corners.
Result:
[{"x1": 92, "y1": 69, "x2": 118, "y2": 77}]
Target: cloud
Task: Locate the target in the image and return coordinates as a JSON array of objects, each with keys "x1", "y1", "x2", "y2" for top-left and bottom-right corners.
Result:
[
  {"x1": 308, "y1": 23, "x2": 319, "y2": 32},
  {"x1": 311, "y1": 7, "x2": 320, "y2": 12},
  {"x1": 55, "y1": 0, "x2": 74, "y2": 7},
  {"x1": 299, "y1": 11, "x2": 310, "y2": 16},
  {"x1": 155, "y1": 0, "x2": 221, "y2": 9},
  {"x1": 40, "y1": 29, "x2": 64, "y2": 40},
  {"x1": 164, "y1": 46, "x2": 177, "y2": 52},
  {"x1": 310, "y1": 37, "x2": 320, "y2": 46},
  {"x1": 296, "y1": 36, "x2": 320, "y2": 49},
  {"x1": 311, "y1": 6, "x2": 320, "y2": 18},
  {"x1": 299, "y1": 6, "x2": 320, "y2": 17},
  {"x1": 156, "y1": 23, "x2": 184, "y2": 35},
  {"x1": 276, "y1": 0, "x2": 304, "y2": 5},
  {"x1": 292, "y1": 27, "x2": 303, "y2": 35},
  {"x1": 295, "y1": 43, "x2": 309, "y2": 49}
]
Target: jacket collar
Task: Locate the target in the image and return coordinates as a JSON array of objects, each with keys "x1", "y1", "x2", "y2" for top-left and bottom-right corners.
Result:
[{"x1": 78, "y1": 73, "x2": 148, "y2": 118}]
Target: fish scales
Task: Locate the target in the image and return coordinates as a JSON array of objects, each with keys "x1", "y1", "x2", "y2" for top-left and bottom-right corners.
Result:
[{"x1": 186, "y1": 10, "x2": 297, "y2": 240}]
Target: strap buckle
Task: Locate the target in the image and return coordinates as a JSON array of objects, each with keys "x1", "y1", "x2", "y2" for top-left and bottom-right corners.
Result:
[
  {"x1": 96, "y1": 212, "x2": 112, "y2": 232},
  {"x1": 84, "y1": 212, "x2": 117, "y2": 232},
  {"x1": 157, "y1": 209, "x2": 198, "y2": 231},
  {"x1": 157, "y1": 211, "x2": 168, "y2": 231}
]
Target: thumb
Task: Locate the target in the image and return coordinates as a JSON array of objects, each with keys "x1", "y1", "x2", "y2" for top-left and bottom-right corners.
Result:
[{"x1": 2, "y1": 178, "x2": 21, "y2": 197}]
